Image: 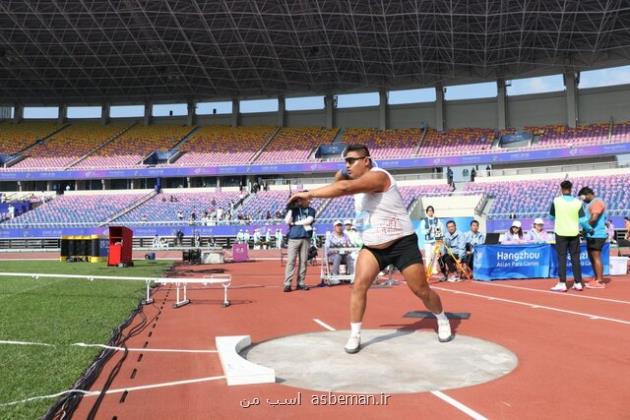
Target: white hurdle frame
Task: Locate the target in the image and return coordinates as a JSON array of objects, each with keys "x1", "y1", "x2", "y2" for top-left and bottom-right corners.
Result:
[{"x1": 0, "y1": 272, "x2": 232, "y2": 308}]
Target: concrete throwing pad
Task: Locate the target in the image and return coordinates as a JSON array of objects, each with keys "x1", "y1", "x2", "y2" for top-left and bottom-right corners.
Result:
[{"x1": 245, "y1": 329, "x2": 517, "y2": 394}]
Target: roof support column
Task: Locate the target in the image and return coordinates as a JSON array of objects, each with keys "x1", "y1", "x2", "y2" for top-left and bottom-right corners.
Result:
[
  {"x1": 278, "y1": 95, "x2": 286, "y2": 127},
  {"x1": 324, "y1": 95, "x2": 335, "y2": 129},
  {"x1": 564, "y1": 71, "x2": 578, "y2": 128},
  {"x1": 379, "y1": 89, "x2": 387, "y2": 130},
  {"x1": 13, "y1": 104, "x2": 23, "y2": 123},
  {"x1": 497, "y1": 78, "x2": 507, "y2": 130},
  {"x1": 58, "y1": 104, "x2": 67, "y2": 125},
  {"x1": 187, "y1": 100, "x2": 196, "y2": 126},
  {"x1": 144, "y1": 102, "x2": 152, "y2": 126},
  {"x1": 435, "y1": 84, "x2": 445, "y2": 131},
  {"x1": 101, "y1": 103, "x2": 110, "y2": 125},
  {"x1": 231, "y1": 98, "x2": 240, "y2": 127}
]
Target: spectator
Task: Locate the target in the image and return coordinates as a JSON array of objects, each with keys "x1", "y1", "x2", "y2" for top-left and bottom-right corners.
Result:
[
  {"x1": 470, "y1": 167, "x2": 477, "y2": 182},
  {"x1": 243, "y1": 229, "x2": 251, "y2": 247},
  {"x1": 141, "y1": 214, "x2": 148, "y2": 222},
  {"x1": 326, "y1": 221, "x2": 354, "y2": 276},
  {"x1": 549, "y1": 180, "x2": 585, "y2": 292},
  {"x1": 486, "y1": 164, "x2": 491, "y2": 176},
  {"x1": 578, "y1": 186, "x2": 608, "y2": 289},
  {"x1": 275, "y1": 228, "x2": 283, "y2": 249},
  {"x1": 463, "y1": 220, "x2": 485, "y2": 271},
  {"x1": 509, "y1": 210, "x2": 517, "y2": 220},
  {"x1": 606, "y1": 221, "x2": 616, "y2": 244},
  {"x1": 236, "y1": 229, "x2": 245, "y2": 243},
  {"x1": 525, "y1": 218, "x2": 550, "y2": 243},
  {"x1": 439, "y1": 220, "x2": 466, "y2": 282},
  {"x1": 421, "y1": 205, "x2": 443, "y2": 276},
  {"x1": 177, "y1": 210, "x2": 184, "y2": 221},
  {"x1": 344, "y1": 220, "x2": 362, "y2": 247},
  {"x1": 283, "y1": 192, "x2": 315, "y2": 292},
  {"x1": 253, "y1": 228, "x2": 262, "y2": 249},
  {"x1": 502, "y1": 220, "x2": 525, "y2": 244},
  {"x1": 211, "y1": 198, "x2": 217, "y2": 207}
]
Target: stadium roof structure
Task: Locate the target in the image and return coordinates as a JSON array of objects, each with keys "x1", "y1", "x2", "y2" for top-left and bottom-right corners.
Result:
[{"x1": 2, "y1": 0, "x2": 630, "y2": 105}]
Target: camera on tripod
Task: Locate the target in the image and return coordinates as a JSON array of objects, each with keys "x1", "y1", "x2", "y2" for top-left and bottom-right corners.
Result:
[{"x1": 434, "y1": 225, "x2": 444, "y2": 241}]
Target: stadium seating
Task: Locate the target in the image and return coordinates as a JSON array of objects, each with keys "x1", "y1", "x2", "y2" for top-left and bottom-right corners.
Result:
[
  {"x1": 255, "y1": 127, "x2": 338, "y2": 163},
  {"x1": 12, "y1": 122, "x2": 130, "y2": 169},
  {"x1": 464, "y1": 174, "x2": 630, "y2": 218},
  {"x1": 3, "y1": 193, "x2": 146, "y2": 226},
  {"x1": 76, "y1": 124, "x2": 192, "y2": 168},
  {"x1": 173, "y1": 126, "x2": 276, "y2": 166},
  {"x1": 342, "y1": 128, "x2": 422, "y2": 160},
  {"x1": 418, "y1": 128, "x2": 496, "y2": 156},
  {"x1": 317, "y1": 184, "x2": 453, "y2": 221},
  {"x1": 0, "y1": 121, "x2": 61, "y2": 155},
  {"x1": 114, "y1": 191, "x2": 241, "y2": 224},
  {"x1": 234, "y1": 190, "x2": 327, "y2": 221}
]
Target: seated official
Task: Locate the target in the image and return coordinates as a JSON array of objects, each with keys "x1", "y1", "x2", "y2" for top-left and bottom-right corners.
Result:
[
  {"x1": 463, "y1": 220, "x2": 485, "y2": 270},
  {"x1": 525, "y1": 218, "x2": 550, "y2": 243},
  {"x1": 439, "y1": 220, "x2": 466, "y2": 282},
  {"x1": 502, "y1": 220, "x2": 526, "y2": 244},
  {"x1": 325, "y1": 220, "x2": 354, "y2": 275},
  {"x1": 344, "y1": 220, "x2": 363, "y2": 247}
]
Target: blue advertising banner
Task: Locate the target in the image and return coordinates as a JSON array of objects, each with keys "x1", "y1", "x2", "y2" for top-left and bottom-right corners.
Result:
[
  {"x1": 0, "y1": 142, "x2": 627, "y2": 181},
  {"x1": 549, "y1": 242, "x2": 610, "y2": 278},
  {"x1": 473, "y1": 244, "x2": 552, "y2": 281}
]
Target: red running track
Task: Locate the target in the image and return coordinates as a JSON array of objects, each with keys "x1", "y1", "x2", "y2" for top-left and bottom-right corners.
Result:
[{"x1": 10, "y1": 252, "x2": 629, "y2": 419}]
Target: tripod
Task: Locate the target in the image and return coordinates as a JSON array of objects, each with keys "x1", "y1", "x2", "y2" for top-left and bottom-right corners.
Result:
[{"x1": 425, "y1": 239, "x2": 471, "y2": 282}]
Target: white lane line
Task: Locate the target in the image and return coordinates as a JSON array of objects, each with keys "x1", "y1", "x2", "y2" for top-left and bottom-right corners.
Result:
[
  {"x1": 433, "y1": 287, "x2": 630, "y2": 325},
  {"x1": 0, "y1": 340, "x2": 53, "y2": 347},
  {"x1": 0, "y1": 340, "x2": 218, "y2": 353},
  {"x1": 72, "y1": 343, "x2": 218, "y2": 353},
  {"x1": 0, "y1": 375, "x2": 226, "y2": 407},
  {"x1": 477, "y1": 281, "x2": 630, "y2": 305},
  {"x1": 313, "y1": 318, "x2": 336, "y2": 331},
  {"x1": 431, "y1": 390, "x2": 488, "y2": 420}
]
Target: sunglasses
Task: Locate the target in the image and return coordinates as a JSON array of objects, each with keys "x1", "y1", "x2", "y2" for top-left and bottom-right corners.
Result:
[{"x1": 344, "y1": 156, "x2": 369, "y2": 165}]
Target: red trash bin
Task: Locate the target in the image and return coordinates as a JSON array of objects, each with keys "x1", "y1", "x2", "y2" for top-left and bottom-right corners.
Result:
[{"x1": 108, "y1": 226, "x2": 133, "y2": 266}]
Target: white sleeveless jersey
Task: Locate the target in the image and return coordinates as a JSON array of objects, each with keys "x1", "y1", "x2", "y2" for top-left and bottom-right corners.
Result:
[{"x1": 354, "y1": 167, "x2": 414, "y2": 246}]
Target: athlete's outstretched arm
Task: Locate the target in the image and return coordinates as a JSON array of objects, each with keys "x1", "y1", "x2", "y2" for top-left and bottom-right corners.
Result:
[{"x1": 288, "y1": 171, "x2": 390, "y2": 204}]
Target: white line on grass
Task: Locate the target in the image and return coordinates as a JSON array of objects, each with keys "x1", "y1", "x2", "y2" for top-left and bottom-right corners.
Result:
[
  {"x1": 0, "y1": 375, "x2": 226, "y2": 407},
  {"x1": 313, "y1": 318, "x2": 336, "y2": 331},
  {"x1": 0, "y1": 340, "x2": 53, "y2": 347},
  {"x1": 433, "y1": 286, "x2": 630, "y2": 325},
  {"x1": 0, "y1": 340, "x2": 218, "y2": 353},
  {"x1": 0, "y1": 281, "x2": 57, "y2": 300},
  {"x1": 476, "y1": 281, "x2": 630, "y2": 305},
  {"x1": 431, "y1": 390, "x2": 488, "y2": 420},
  {"x1": 72, "y1": 343, "x2": 218, "y2": 353}
]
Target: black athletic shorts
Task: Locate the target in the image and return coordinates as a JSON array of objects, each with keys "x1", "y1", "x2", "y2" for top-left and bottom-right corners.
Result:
[
  {"x1": 362, "y1": 233, "x2": 423, "y2": 272},
  {"x1": 586, "y1": 237, "x2": 607, "y2": 251}
]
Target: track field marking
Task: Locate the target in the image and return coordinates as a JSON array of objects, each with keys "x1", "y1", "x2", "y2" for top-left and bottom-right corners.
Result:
[
  {"x1": 431, "y1": 390, "x2": 488, "y2": 420},
  {"x1": 0, "y1": 340, "x2": 217, "y2": 353},
  {"x1": 0, "y1": 340, "x2": 53, "y2": 347},
  {"x1": 477, "y1": 281, "x2": 630, "y2": 305},
  {"x1": 433, "y1": 287, "x2": 630, "y2": 325},
  {"x1": 72, "y1": 343, "x2": 218, "y2": 353},
  {"x1": 0, "y1": 375, "x2": 226, "y2": 407},
  {"x1": 313, "y1": 318, "x2": 336, "y2": 331}
]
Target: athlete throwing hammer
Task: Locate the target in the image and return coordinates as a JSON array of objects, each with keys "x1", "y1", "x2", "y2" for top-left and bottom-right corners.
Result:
[{"x1": 288, "y1": 144, "x2": 453, "y2": 353}]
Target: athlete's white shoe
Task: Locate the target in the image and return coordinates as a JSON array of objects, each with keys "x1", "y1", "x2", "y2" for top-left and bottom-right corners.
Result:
[
  {"x1": 344, "y1": 334, "x2": 361, "y2": 354},
  {"x1": 437, "y1": 318, "x2": 454, "y2": 342},
  {"x1": 572, "y1": 282, "x2": 584, "y2": 291},
  {"x1": 550, "y1": 282, "x2": 568, "y2": 292}
]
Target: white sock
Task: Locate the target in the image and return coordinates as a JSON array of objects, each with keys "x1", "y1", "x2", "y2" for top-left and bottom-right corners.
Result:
[
  {"x1": 350, "y1": 322, "x2": 362, "y2": 336},
  {"x1": 434, "y1": 311, "x2": 448, "y2": 322}
]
